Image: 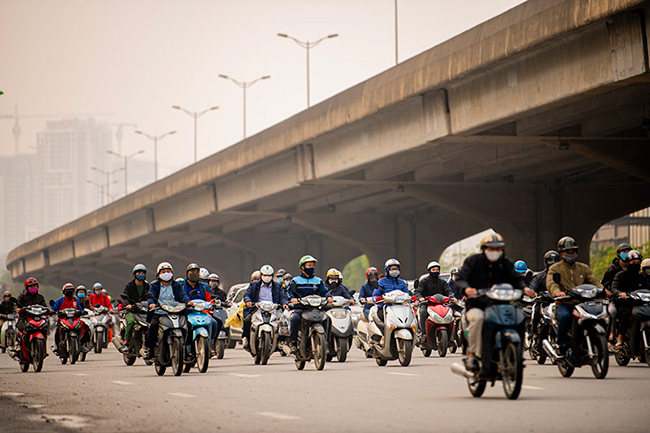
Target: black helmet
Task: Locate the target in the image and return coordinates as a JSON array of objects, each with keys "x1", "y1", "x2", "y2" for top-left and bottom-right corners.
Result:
[
  {"x1": 557, "y1": 236, "x2": 579, "y2": 252},
  {"x1": 186, "y1": 263, "x2": 200, "y2": 274},
  {"x1": 480, "y1": 233, "x2": 505, "y2": 249},
  {"x1": 543, "y1": 250, "x2": 561, "y2": 268},
  {"x1": 625, "y1": 250, "x2": 642, "y2": 263},
  {"x1": 616, "y1": 243, "x2": 632, "y2": 254}
]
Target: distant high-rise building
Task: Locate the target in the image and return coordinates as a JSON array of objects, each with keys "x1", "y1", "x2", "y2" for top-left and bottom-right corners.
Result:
[{"x1": 592, "y1": 207, "x2": 650, "y2": 249}]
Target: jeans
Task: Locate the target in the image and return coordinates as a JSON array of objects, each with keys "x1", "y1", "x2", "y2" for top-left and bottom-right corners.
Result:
[{"x1": 556, "y1": 304, "x2": 574, "y2": 347}]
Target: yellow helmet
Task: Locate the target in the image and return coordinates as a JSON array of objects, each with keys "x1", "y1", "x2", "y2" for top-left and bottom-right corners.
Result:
[{"x1": 326, "y1": 268, "x2": 341, "y2": 279}]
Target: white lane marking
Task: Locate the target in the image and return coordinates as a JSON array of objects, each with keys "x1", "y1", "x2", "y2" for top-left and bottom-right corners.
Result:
[
  {"x1": 168, "y1": 392, "x2": 196, "y2": 398},
  {"x1": 0, "y1": 392, "x2": 24, "y2": 397},
  {"x1": 74, "y1": 373, "x2": 88, "y2": 376},
  {"x1": 522, "y1": 385, "x2": 545, "y2": 390},
  {"x1": 257, "y1": 412, "x2": 300, "y2": 421},
  {"x1": 111, "y1": 380, "x2": 133, "y2": 386},
  {"x1": 386, "y1": 372, "x2": 418, "y2": 377},
  {"x1": 28, "y1": 414, "x2": 89, "y2": 429},
  {"x1": 24, "y1": 404, "x2": 47, "y2": 409},
  {"x1": 230, "y1": 373, "x2": 261, "y2": 378}
]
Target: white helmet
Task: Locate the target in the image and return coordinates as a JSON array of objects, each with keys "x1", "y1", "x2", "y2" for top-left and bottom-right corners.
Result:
[
  {"x1": 384, "y1": 258, "x2": 400, "y2": 272},
  {"x1": 175, "y1": 277, "x2": 184, "y2": 283},
  {"x1": 199, "y1": 268, "x2": 210, "y2": 280},
  {"x1": 208, "y1": 273, "x2": 220, "y2": 281},
  {"x1": 427, "y1": 261, "x2": 441, "y2": 271},
  {"x1": 157, "y1": 261, "x2": 173, "y2": 275},
  {"x1": 260, "y1": 264, "x2": 274, "y2": 276}
]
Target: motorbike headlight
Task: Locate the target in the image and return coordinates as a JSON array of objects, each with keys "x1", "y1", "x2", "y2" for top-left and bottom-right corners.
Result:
[
  {"x1": 486, "y1": 288, "x2": 523, "y2": 302},
  {"x1": 635, "y1": 292, "x2": 650, "y2": 303},
  {"x1": 162, "y1": 304, "x2": 185, "y2": 313},
  {"x1": 330, "y1": 310, "x2": 348, "y2": 319}
]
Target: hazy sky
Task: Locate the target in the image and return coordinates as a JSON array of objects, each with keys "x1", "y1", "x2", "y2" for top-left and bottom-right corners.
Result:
[{"x1": 1, "y1": 0, "x2": 525, "y2": 179}]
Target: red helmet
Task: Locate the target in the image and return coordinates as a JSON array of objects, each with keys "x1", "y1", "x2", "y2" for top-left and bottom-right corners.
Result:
[
  {"x1": 24, "y1": 277, "x2": 38, "y2": 289},
  {"x1": 365, "y1": 267, "x2": 379, "y2": 279},
  {"x1": 62, "y1": 283, "x2": 75, "y2": 294}
]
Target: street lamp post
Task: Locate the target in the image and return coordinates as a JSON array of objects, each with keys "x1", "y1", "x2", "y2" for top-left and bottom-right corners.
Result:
[
  {"x1": 90, "y1": 167, "x2": 124, "y2": 204},
  {"x1": 394, "y1": 0, "x2": 399, "y2": 64},
  {"x1": 86, "y1": 180, "x2": 105, "y2": 206},
  {"x1": 277, "y1": 32, "x2": 338, "y2": 107},
  {"x1": 171, "y1": 105, "x2": 219, "y2": 162},
  {"x1": 134, "y1": 130, "x2": 176, "y2": 181},
  {"x1": 219, "y1": 74, "x2": 270, "y2": 139},
  {"x1": 106, "y1": 149, "x2": 145, "y2": 196}
]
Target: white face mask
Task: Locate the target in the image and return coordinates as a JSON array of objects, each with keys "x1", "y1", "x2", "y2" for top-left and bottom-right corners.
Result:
[
  {"x1": 485, "y1": 250, "x2": 503, "y2": 262},
  {"x1": 389, "y1": 269, "x2": 400, "y2": 278},
  {"x1": 159, "y1": 272, "x2": 173, "y2": 282},
  {"x1": 261, "y1": 275, "x2": 273, "y2": 284}
]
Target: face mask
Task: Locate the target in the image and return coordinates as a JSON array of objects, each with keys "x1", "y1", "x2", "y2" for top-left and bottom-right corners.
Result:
[
  {"x1": 3, "y1": 297, "x2": 9, "y2": 302},
  {"x1": 64, "y1": 291, "x2": 73, "y2": 298},
  {"x1": 389, "y1": 269, "x2": 400, "y2": 278},
  {"x1": 188, "y1": 273, "x2": 200, "y2": 283},
  {"x1": 159, "y1": 272, "x2": 173, "y2": 282},
  {"x1": 28, "y1": 286, "x2": 38, "y2": 295},
  {"x1": 644, "y1": 268, "x2": 650, "y2": 276},
  {"x1": 329, "y1": 280, "x2": 339, "y2": 287},
  {"x1": 95, "y1": 290, "x2": 102, "y2": 295},
  {"x1": 275, "y1": 277, "x2": 283, "y2": 284},
  {"x1": 135, "y1": 274, "x2": 146, "y2": 281},
  {"x1": 261, "y1": 275, "x2": 273, "y2": 284},
  {"x1": 304, "y1": 267, "x2": 315, "y2": 277},
  {"x1": 562, "y1": 253, "x2": 577, "y2": 265},
  {"x1": 627, "y1": 264, "x2": 641, "y2": 274},
  {"x1": 619, "y1": 252, "x2": 628, "y2": 261},
  {"x1": 429, "y1": 271, "x2": 440, "y2": 279},
  {"x1": 209, "y1": 281, "x2": 219, "y2": 289},
  {"x1": 78, "y1": 293, "x2": 86, "y2": 298},
  {"x1": 485, "y1": 250, "x2": 502, "y2": 262}
]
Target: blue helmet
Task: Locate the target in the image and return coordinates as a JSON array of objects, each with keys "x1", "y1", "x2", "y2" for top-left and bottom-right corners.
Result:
[{"x1": 514, "y1": 260, "x2": 527, "y2": 274}]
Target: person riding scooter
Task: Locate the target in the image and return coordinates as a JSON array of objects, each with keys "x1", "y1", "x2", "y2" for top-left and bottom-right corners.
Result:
[
  {"x1": 208, "y1": 273, "x2": 228, "y2": 302},
  {"x1": 89, "y1": 283, "x2": 114, "y2": 312},
  {"x1": 415, "y1": 261, "x2": 456, "y2": 340},
  {"x1": 372, "y1": 259, "x2": 409, "y2": 324},
  {"x1": 120, "y1": 264, "x2": 150, "y2": 353},
  {"x1": 325, "y1": 269, "x2": 355, "y2": 303},
  {"x1": 184, "y1": 263, "x2": 219, "y2": 357},
  {"x1": 359, "y1": 267, "x2": 379, "y2": 321},
  {"x1": 611, "y1": 250, "x2": 649, "y2": 351},
  {"x1": 51, "y1": 283, "x2": 91, "y2": 354},
  {"x1": 243, "y1": 264, "x2": 288, "y2": 352}
]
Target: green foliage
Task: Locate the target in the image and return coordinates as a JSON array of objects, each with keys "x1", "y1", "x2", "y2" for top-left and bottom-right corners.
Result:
[
  {"x1": 590, "y1": 241, "x2": 650, "y2": 280},
  {"x1": 342, "y1": 255, "x2": 370, "y2": 293}
]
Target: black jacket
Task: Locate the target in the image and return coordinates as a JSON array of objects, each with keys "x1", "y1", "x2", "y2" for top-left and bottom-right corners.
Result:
[
  {"x1": 0, "y1": 297, "x2": 18, "y2": 315},
  {"x1": 122, "y1": 279, "x2": 151, "y2": 306},
  {"x1": 16, "y1": 292, "x2": 47, "y2": 308},
  {"x1": 529, "y1": 270, "x2": 548, "y2": 294},
  {"x1": 455, "y1": 253, "x2": 526, "y2": 309},
  {"x1": 415, "y1": 275, "x2": 454, "y2": 299},
  {"x1": 211, "y1": 287, "x2": 228, "y2": 302},
  {"x1": 327, "y1": 282, "x2": 353, "y2": 300},
  {"x1": 611, "y1": 269, "x2": 649, "y2": 297},
  {"x1": 601, "y1": 258, "x2": 622, "y2": 290}
]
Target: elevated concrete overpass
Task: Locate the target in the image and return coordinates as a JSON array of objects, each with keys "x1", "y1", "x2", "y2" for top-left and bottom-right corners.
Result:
[{"x1": 8, "y1": 0, "x2": 650, "y2": 290}]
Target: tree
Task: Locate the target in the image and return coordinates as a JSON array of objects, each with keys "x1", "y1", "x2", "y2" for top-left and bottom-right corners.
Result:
[{"x1": 342, "y1": 255, "x2": 370, "y2": 292}]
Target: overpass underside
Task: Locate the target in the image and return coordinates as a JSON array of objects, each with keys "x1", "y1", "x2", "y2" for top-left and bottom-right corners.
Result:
[{"x1": 8, "y1": 0, "x2": 650, "y2": 290}]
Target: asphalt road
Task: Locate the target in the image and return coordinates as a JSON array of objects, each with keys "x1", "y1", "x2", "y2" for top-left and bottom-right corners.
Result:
[{"x1": 1, "y1": 339, "x2": 649, "y2": 433}]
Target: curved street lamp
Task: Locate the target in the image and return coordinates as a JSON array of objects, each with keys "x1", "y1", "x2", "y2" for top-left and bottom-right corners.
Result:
[
  {"x1": 172, "y1": 105, "x2": 219, "y2": 162},
  {"x1": 134, "y1": 130, "x2": 176, "y2": 181},
  {"x1": 219, "y1": 74, "x2": 270, "y2": 139}
]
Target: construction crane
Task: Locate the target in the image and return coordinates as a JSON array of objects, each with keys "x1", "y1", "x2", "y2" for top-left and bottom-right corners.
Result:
[{"x1": 0, "y1": 105, "x2": 115, "y2": 155}]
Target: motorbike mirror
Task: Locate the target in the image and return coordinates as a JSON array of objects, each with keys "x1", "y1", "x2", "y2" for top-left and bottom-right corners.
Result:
[
  {"x1": 349, "y1": 290, "x2": 356, "y2": 296},
  {"x1": 49, "y1": 300, "x2": 55, "y2": 307},
  {"x1": 93, "y1": 304, "x2": 101, "y2": 308},
  {"x1": 189, "y1": 290, "x2": 198, "y2": 297},
  {"x1": 552, "y1": 273, "x2": 561, "y2": 284},
  {"x1": 120, "y1": 294, "x2": 129, "y2": 300},
  {"x1": 145, "y1": 292, "x2": 154, "y2": 299},
  {"x1": 413, "y1": 279, "x2": 419, "y2": 289}
]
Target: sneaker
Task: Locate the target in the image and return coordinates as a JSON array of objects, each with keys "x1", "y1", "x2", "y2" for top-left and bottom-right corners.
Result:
[
  {"x1": 463, "y1": 355, "x2": 480, "y2": 373},
  {"x1": 288, "y1": 341, "x2": 298, "y2": 354},
  {"x1": 120, "y1": 344, "x2": 129, "y2": 354},
  {"x1": 142, "y1": 348, "x2": 153, "y2": 360},
  {"x1": 209, "y1": 350, "x2": 217, "y2": 358}
]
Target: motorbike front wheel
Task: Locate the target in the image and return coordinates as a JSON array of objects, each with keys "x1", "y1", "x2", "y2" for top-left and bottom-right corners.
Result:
[
  {"x1": 558, "y1": 359, "x2": 574, "y2": 377},
  {"x1": 336, "y1": 337, "x2": 348, "y2": 363},
  {"x1": 32, "y1": 338, "x2": 45, "y2": 373},
  {"x1": 615, "y1": 350, "x2": 630, "y2": 366},
  {"x1": 501, "y1": 342, "x2": 523, "y2": 400},
  {"x1": 590, "y1": 333, "x2": 608, "y2": 379},
  {"x1": 94, "y1": 331, "x2": 103, "y2": 354},
  {"x1": 397, "y1": 338, "x2": 412, "y2": 367},
  {"x1": 215, "y1": 339, "x2": 225, "y2": 359},
  {"x1": 171, "y1": 337, "x2": 184, "y2": 377},
  {"x1": 313, "y1": 332, "x2": 327, "y2": 371},
  {"x1": 69, "y1": 337, "x2": 79, "y2": 365},
  {"x1": 422, "y1": 348, "x2": 432, "y2": 357},
  {"x1": 123, "y1": 352, "x2": 136, "y2": 366},
  {"x1": 155, "y1": 362, "x2": 166, "y2": 376},
  {"x1": 468, "y1": 377, "x2": 486, "y2": 397},
  {"x1": 196, "y1": 336, "x2": 210, "y2": 373},
  {"x1": 437, "y1": 329, "x2": 448, "y2": 358},
  {"x1": 260, "y1": 332, "x2": 272, "y2": 365}
]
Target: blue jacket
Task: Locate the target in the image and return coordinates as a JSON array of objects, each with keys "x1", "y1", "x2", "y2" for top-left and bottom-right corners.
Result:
[
  {"x1": 372, "y1": 276, "x2": 409, "y2": 307},
  {"x1": 288, "y1": 274, "x2": 331, "y2": 301},
  {"x1": 148, "y1": 280, "x2": 189, "y2": 306},
  {"x1": 183, "y1": 279, "x2": 212, "y2": 301},
  {"x1": 359, "y1": 282, "x2": 377, "y2": 314},
  {"x1": 51, "y1": 296, "x2": 83, "y2": 312},
  {"x1": 243, "y1": 280, "x2": 287, "y2": 316}
]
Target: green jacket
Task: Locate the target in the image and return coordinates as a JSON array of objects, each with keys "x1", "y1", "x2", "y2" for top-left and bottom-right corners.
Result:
[{"x1": 546, "y1": 260, "x2": 602, "y2": 304}]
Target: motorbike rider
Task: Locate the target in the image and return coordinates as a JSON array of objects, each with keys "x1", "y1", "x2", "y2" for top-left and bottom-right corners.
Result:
[
  {"x1": 546, "y1": 236, "x2": 603, "y2": 357},
  {"x1": 13, "y1": 278, "x2": 48, "y2": 357},
  {"x1": 251, "y1": 270, "x2": 261, "y2": 282},
  {"x1": 448, "y1": 267, "x2": 461, "y2": 299},
  {"x1": 325, "y1": 269, "x2": 355, "y2": 303},
  {"x1": 89, "y1": 282, "x2": 114, "y2": 312},
  {"x1": 242, "y1": 264, "x2": 289, "y2": 351},
  {"x1": 514, "y1": 260, "x2": 534, "y2": 285},
  {"x1": 144, "y1": 262, "x2": 193, "y2": 359},
  {"x1": 184, "y1": 263, "x2": 219, "y2": 357},
  {"x1": 529, "y1": 250, "x2": 561, "y2": 294},
  {"x1": 611, "y1": 250, "x2": 649, "y2": 350},
  {"x1": 601, "y1": 242, "x2": 632, "y2": 292},
  {"x1": 359, "y1": 267, "x2": 379, "y2": 321},
  {"x1": 208, "y1": 273, "x2": 228, "y2": 302},
  {"x1": 51, "y1": 283, "x2": 91, "y2": 352},
  {"x1": 287, "y1": 255, "x2": 333, "y2": 353},
  {"x1": 199, "y1": 268, "x2": 210, "y2": 285},
  {"x1": 275, "y1": 269, "x2": 287, "y2": 285},
  {"x1": 642, "y1": 258, "x2": 650, "y2": 285},
  {"x1": 454, "y1": 233, "x2": 531, "y2": 374},
  {"x1": 372, "y1": 259, "x2": 409, "y2": 323},
  {"x1": 120, "y1": 264, "x2": 150, "y2": 353},
  {"x1": 0, "y1": 291, "x2": 18, "y2": 344},
  {"x1": 75, "y1": 286, "x2": 91, "y2": 310},
  {"x1": 282, "y1": 273, "x2": 293, "y2": 292},
  {"x1": 415, "y1": 261, "x2": 457, "y2": 340}
]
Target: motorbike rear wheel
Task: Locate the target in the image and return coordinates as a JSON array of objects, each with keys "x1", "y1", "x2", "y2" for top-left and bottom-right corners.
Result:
[
  {"x1": 295, "y1": 359, "x2": 306, "y2": 370},
  {"x1": 397, "y1": 338, "x2": 412, "y2": 367},
  {"x1": 590, "y1": 333, "x2": 608, "y2": 379},
  {"x1": 501, "y1": 342, "x2": 523, "y2": 400},
  {"x1": 422, "y1": 348, "x2": 432, "y2": 357},
  {"x1": 558, "y1": 359, "x2": 574, "y2": 377},
  {"x1": 437, "y1": 329, "x2": 448, "y2": 358},
  {"x1": 171, "y1": 337, "x2": 184, "y2": 377},
  {"x1": 467, "y1": 377, "x2": 486, "y2": 398},
  {"x1": 216, "y1": 339, "x2": 226, "y2": 359},
  {"x1": 313, "y1": 332, "x2": 327, "y2": 371},
  {"x1": 20, "y1": 362, "x2": 30, "y2": 372},
  {"x1": 376, "y1": 357, "x2": 388, "y2": 366},
  {"x1": 196, "y1": 336, "x2": 210, "y2": 373},
  {"x1": 260, "y1": 332, "x2": 272, "y2": 365},
  {"x1": 155, "y1": 362, "x2": 166, "y2": 376},
  {"x1": 69, "y1": 337, "x2": 79, "y2": 365},
  {"x1": 336, "y1": 337, "x2": 348, "y2": 363},
  {"x1": 32, "y1": 339, "x2": 45, "y2": 373}
]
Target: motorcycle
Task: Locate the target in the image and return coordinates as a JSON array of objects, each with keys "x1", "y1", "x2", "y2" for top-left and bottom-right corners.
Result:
[
  {"x1": 451, "y1": 284, "x2": 526, "y2": 400},
  {"x1": 292, "y1": 295, "x2": 329, "y2": 371},
  {"x1": 526, "y1": 291, "x2": 555, "y2": 364},
  {"x1": 116, "y1": 299, "x2": 152, "y2": 366},
  {"x1": 326, "y1": 296, "x2": 354, "y2": 362},
  {"x1": 211, "y1": 299, "x2": 230, "y2": 359},
  {"x1": 542, "y1": 284, "x2": 609, "y2": 379},
  {"x1": 416, "y1": 294, "x2": 455, "y2": 358},
  {"x1": 14, "y1": 305, "x2": 51, "y2": 372},
  {"x1": 249, "y1": 301, "x2": 281, "y2": 365},
  {"x1": 90, "y1": 305, "x2": 111, "y2": 354},
  {"x1": 52, "y1": 304, "x2": 86, "y2": 365},
  {"x1": 184, "y1": 300, "x2": 213, "y2": 374},
  {"x1": 357, "y1": 290, "x2": 416, "y2": 367},
  {"x1": 151, "y1": 300, "x2": 189, "y2": 376},
  {"x1": 613, "y1": 289, "x2": 650, "y2": 367},
  {"x1": 277, "y1": 309, "x2": 291, "y2": 356},
  {"x1": 1, "y1": 312, "x2": 17, "y2": 353}
]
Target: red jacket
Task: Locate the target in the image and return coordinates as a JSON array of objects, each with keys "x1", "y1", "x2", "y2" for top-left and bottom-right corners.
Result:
[{"x1": 89, "y1": 293, "x2": 112, "y2": 309}]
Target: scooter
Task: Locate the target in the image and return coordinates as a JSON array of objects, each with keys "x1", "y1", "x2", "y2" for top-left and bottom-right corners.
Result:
[
  {"x1": 613, "y1": 289, "x2": 650, "y2": 368},
  {"x1": 79, "y1": 309, "x2": 95, "y2": 361},
  {"x1": 249, "y1": 301, "x2": 281, "y2": 365},
  {"x1": 543, "y1": 284, "x2": 609, "y2": 379},
  {"x1": 115, "y1": 299, "x2": 151, "y2": 366},
  {"x1": 451, "y1": 284, "x2": 526, "y2": 400},
  {"x1": 0, "y1": 312, "x2": 17, "y2": 353},
  {"x1": 151, "y1": 300, "x2": 189, "y2": 377},
  {"x1": 416, "y1": 294, "x2": 455, "y2": 358},
  {"x1": 90, "y1": 305, "x2": 111, "y2": 354},
  {"x1": 326, "y1": 296, "x2": 354, "y2": 362},
  {"x1": 13, "y1": 305, "x2": 51, "y2": 373},
  {"x1": 212, "y1": 299, "x2": 230, "y2": 359},
  {"x1": 292, "y1": 295, "x2": 329, "y2": 371},
  {"x1": 526, "y1": 291, "x2": 555, "y2": 365},
  {"x1": 358, "y1": 290, "x2": 416, "y2": 367},
  {"x1": 277, "y1": 309, "x2": 291, "y2": 356},
  {"x1": 184, "y1": 300, "x2": 213, "y2": 374},
  {"x1": 52, "y1": 305, "x2": 86, "y2": 365}
]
